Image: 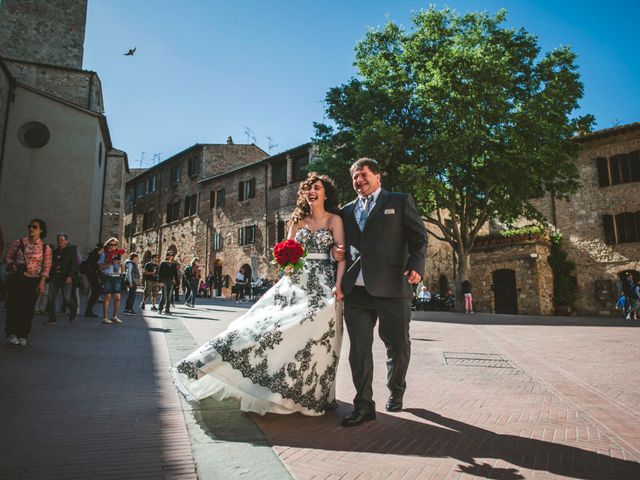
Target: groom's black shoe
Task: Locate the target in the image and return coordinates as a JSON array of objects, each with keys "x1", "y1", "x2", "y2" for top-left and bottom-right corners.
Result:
[
  {"x1": 341, "y1": 409, "x2": 376, "y2": 427},
  {"x1": 385, "y1": 396, "x2": 403, "y2": 412}
]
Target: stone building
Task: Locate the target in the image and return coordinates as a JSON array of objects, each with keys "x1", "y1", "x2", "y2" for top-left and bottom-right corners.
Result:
[
  {"x1": 425, "y1": 122, "x2": 640, "y2": 315},
  {"x1": 531, "y1": 122, "x2": 640, "y2": 314},
  {"x1": 0, "y1": 0, "x2": 127, "y2": 256},
  {"x1": 123, "y1": 141, "x2": 269, "y2": 273},
  {"x1": 123, "y1": 142, "x2": 314, "y2": 295},
  {"x1": 202, "y1": 143, "x2": 313, "y2": 290}
]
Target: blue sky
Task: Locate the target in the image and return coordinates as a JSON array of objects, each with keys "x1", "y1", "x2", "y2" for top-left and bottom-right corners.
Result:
[{"x1": 84, "y1": 1, "x2": 639, "y2": 168}]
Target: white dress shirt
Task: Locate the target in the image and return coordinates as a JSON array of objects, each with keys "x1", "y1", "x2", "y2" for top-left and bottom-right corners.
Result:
[{"x1": 354, "y1": 186, "x2": 382, "y2": 286}]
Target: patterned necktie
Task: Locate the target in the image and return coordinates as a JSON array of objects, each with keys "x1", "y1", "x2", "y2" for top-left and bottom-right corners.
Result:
[{"x1": 358, "y1": 195, "x2": 373, "y2": 231}]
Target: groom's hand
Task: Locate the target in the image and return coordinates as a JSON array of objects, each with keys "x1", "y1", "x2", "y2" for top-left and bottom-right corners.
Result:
[
  {"x1": 332, "y1": 244, "x2": 345, "y2": 262},
  {"x1": 404, "y1": 270, "x2": 422, "y2": 285}
]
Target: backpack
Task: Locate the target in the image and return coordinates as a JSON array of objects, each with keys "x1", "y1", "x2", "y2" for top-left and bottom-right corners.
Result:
[
  {"x1": 184, "y1": 265, "x2": 194, "y2": 280},
  {"x1": 79, "y1": 249, "x2": 98, "y2": 275},
  {"x1": 79, "y1": 259, "x2": 90, "y2": 275}
]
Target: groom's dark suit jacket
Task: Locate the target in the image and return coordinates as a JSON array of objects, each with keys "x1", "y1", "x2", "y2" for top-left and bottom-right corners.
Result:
[{"x1": 341, "y1": 189, "x2": 427, "y2": 298}]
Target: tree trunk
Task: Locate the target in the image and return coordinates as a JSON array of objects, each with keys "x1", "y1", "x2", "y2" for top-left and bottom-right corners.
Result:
[{"x1": 455, "y1": 250, "x2": 471, "y2": 312}]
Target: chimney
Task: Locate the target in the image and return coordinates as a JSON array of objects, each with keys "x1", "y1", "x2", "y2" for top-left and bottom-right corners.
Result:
[{"x1": 226, "y1": 136, "x2": 234, "y2": 145}]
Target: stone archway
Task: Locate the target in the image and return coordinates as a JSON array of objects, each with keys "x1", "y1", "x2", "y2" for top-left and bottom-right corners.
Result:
[
  {"x1": 492, "y1": 269, "x2": 518, "y2": 314},
  {"x1": 241, "y1": 263, "x2": 252, "y2": 283}
]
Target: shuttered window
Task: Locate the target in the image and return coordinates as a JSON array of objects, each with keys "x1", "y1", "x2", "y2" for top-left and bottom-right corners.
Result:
[
  {"x1": 603, "y1": 215, "x2": 615, "y2": 244},
  {"x1": 238, "y1": 225, "x2": 256, "y2": 246},
  {"x1": 615, "y1": 212, "x2": 640, "y2": 244},
  {"x1": 596, "y1": 157, "x2": 610, "y2": 187},
  {"x1": 596, "y1": 151, "x2": 640, "y2": 187},
  {"x1": 272, "y1": 161, "x2": 287, "y2": 188}
]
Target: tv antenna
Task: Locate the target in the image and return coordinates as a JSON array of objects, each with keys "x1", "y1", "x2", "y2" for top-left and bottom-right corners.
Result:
[
  {"x1": 139, "y1": 152, "x2": 146, "y2": 169},
  {"x1": 152, "y1": 152, "x2": 163, "y2": 165},
  {"x1": 267, "y1": 136, "x2": 278, "y2": 154},
  {"x1": 244, "y1": 127, "x2": 256, "y2": 144}
]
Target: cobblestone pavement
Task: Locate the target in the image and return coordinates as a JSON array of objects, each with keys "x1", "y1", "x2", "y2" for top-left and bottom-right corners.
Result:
[{"x1": 2, "y1": 295, "x2": 640, "y2": 479}]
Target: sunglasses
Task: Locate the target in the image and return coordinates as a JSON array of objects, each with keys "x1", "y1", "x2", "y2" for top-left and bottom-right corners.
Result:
[{"x1": 28, "y1": 224, "x2": 39, "y2": 230}]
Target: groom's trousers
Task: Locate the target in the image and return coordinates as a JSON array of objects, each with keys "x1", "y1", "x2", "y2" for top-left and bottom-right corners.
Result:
[{"x1": 344, "y1": 286, "x2": 411, "y2": 413}]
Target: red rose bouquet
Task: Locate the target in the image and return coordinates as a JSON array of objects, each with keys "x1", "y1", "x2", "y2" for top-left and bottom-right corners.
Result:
[
  {"x1": 272, "y1": 239, "x2": 306, "y2": 271},
  {"x1": 106, "y1": 248, "x2": 126, "y2": 263}
]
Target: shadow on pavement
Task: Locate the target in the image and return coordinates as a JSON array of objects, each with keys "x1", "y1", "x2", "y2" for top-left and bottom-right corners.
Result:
[
  {"x1": 250, "y1": 401, "x2": 640, "y2": 480},
  {"x1": 413, "y1": 311, "x2": 640, "y2": 327}
]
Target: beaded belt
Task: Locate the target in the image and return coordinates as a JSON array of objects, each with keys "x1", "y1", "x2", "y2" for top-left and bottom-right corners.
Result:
[{"x1": 306, "y1": 253, "x2": 330, "y2": 260}]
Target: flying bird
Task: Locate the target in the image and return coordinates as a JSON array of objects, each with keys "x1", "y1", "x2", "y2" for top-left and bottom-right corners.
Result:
[{"x1": 124, "y1": 47, "x2": 136, "y2": 56}]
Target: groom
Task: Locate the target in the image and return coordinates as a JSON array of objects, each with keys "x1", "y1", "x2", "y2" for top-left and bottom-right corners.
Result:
[{"x1": 335, "y1": 157, "x2": 427, "y2": 427}]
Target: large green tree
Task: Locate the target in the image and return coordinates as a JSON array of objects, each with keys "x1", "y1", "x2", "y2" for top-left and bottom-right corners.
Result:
[{"x1": 313, "y1": 7, "x2": 593, "y2": 302}]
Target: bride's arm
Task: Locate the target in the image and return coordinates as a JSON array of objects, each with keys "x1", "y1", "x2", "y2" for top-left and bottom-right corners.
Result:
[
  {"x1": 286, "y1": 220, "x2": 298, "y2": 240},
  {"x1": 330, "y1": 215, "x2": 346, "y2": 301}
]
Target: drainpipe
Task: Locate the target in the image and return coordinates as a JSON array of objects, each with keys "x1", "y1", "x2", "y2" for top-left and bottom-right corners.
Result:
[
  {"x1": 205, "y1": 217, "x2": 210, "y2": 276},
  {"x1": 550, "y1": 190, "x2": 558, "y2": 229},
  {"x1": 0, "y1": 75, "x2": 15, "y2": 204},
  {"x1": 99, "y1": 152, "x2": 107, "y2": 241},
  {"x1": 264, "y1": 163, "x2": 269, "y2": 267}
]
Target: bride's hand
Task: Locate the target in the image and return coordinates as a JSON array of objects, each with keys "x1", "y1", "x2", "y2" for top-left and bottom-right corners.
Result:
[
  {"x1": 283, "y1": 265, "x2": 293, "y2": 276},
  {"x1": 332, "y1": 286, "x2": 344, "y2": 301}
]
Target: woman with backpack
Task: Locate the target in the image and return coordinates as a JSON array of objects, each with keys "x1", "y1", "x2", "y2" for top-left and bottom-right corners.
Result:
[{"x1": 4, "y1": 219, "x2": 52, "y2": 346}]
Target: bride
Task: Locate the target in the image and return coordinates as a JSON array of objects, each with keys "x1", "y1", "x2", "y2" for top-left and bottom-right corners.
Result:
[{"x1": 172, "y1": 173, "x2": 346, "y2": 416}]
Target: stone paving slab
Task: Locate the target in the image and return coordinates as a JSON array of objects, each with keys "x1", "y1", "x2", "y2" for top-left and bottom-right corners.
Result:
[
  {"x1": 250, "y1": 312, "x2": 640, "y2": 480},
  {"x1": 3, "y1": 294, "x2": 640, "y2": 480},
  {"x1": 0, "y1": 299, "x2": 197, "y2": 480}
]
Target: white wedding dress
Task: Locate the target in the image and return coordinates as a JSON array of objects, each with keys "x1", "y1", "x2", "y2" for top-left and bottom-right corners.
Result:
[{"x1": 172, "y1": 227, "x2": 343, "y2": 416}]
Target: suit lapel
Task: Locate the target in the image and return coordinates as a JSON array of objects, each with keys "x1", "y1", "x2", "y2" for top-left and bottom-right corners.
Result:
[{"x1": 343, "y1": 200, "x2": 359, "y2": 232}]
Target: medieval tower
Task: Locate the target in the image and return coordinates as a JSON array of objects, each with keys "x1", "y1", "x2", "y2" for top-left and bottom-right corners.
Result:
[{"x1": 0, "y1": 0, "x2": 88, "y2": 69}]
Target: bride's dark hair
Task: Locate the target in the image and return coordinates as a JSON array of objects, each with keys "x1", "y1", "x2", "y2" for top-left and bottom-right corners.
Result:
[{"x1": 289, "y1": 172, "x2": 340, "y2": 226}]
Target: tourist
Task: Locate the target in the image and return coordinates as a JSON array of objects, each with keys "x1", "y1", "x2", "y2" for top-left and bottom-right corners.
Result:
[
  {"x1": 45, "y1": 233, "x2": 79, "y2": 325},
  {"x1": 83, "y1": 243, "x2": 103, "y2": 318},
  {"x1": 416, "y1": 286, "x2": 431, "y2": 311},
  {"x1": 4, "y1": 219, "x2": 52, "y2": 346},
  {"x1": 141, "y1": 254, "x2": 160, "y2": 311},
  {"x1": 627, "y1": 277, "x2": 639, "y2": 320},
  {"x1": 123, "y1": 253, "x2": 141, "y2": 315},
  {"x1": 184, "y1": 258, "x2": 200, "y2": 307},
  {"x1": 462, "y1": 279, "x2": 474, "y2": 313},
  {"x1": 233, "y1": 267, "x2": 248, "y2": 302},
  {"x1": 98, "y1": 237, "x2": 124, "y2": 325},
  {"x1": 206, "y1": 271, "x2": 214, "y2": 298},
  {"x1": 158, "y1": 252, "x2": 179, "y2": 314}
]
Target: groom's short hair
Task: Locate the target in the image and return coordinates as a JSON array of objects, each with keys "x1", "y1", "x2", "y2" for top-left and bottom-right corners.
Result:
[{"x1": 350, "y1": 157, "x2": 380, "y2": 176}]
